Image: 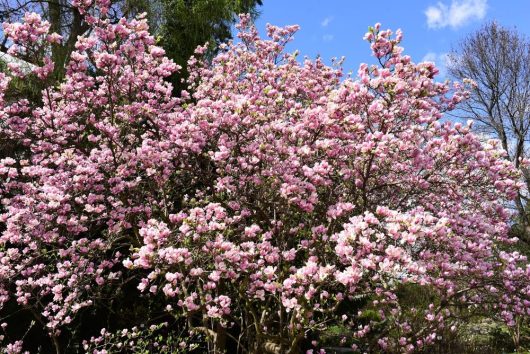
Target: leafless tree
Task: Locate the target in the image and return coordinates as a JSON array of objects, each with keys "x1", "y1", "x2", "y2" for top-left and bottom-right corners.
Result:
[{"x1": 448, "y1": 22, "x2": 530, "y2": 242}]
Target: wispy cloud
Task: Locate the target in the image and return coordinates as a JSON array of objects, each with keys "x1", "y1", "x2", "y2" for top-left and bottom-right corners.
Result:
[
  {"x1": 321, "y1": 16, "x2": 334, "y2": 27},
  {"x1": 425, "y1": 0, "x2": 487, "y2": 29},
  {"x1": 322, "y1": 34, "x2": 334, "y2": 42},
  {"x1": 422, "y1": 52, "x2": 450, "y2": 77}
]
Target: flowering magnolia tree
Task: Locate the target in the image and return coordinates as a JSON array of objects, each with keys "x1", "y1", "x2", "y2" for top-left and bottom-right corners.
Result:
[{"x1": 0, "y1": 1, "x2": 529, "y2": 353}]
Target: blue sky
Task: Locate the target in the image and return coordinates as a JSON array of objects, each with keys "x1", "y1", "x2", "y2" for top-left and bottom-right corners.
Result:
[{"x1": 253, "y1": 0, "x2": 530, "y2": 78}]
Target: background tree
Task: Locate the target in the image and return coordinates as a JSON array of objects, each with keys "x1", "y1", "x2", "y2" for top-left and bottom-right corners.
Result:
[
  {"x1": 447, "y1": 22, "x2": 530, "y2": 243},
  {"x1": 156, "y1": 0, "x2": 262, "y2": 93}
]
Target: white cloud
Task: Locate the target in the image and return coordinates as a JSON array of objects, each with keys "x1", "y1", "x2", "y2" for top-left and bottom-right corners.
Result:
[
  {"x1": 425, "y1": 0, "x2": 487, "y2": 29},
  {"x1": 321, "y1": 16, "x2": 333, "y2": 27},
  {"x1": 422, "y1": 52, "x2": 438, "y2": 63},
  {"x1": 422, "y1": 52, "x2": 450, "y2": 77},
  {"x1": 322, "y1": 34, "x2": 334, "y2": 42}
]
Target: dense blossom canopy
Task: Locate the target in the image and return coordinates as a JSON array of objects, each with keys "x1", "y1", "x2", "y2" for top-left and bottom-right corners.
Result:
[{"x1": 0, "y1": 1, "x2": 529, "y2": 353}]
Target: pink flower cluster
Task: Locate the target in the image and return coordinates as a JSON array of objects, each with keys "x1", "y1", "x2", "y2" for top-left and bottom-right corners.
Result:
[
  {"x1": 0, "y1": 5, "x2": 528, "y2": 352},
  {"x1": 2, "y1": 12, "x2": 60, "y2": 79}
]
